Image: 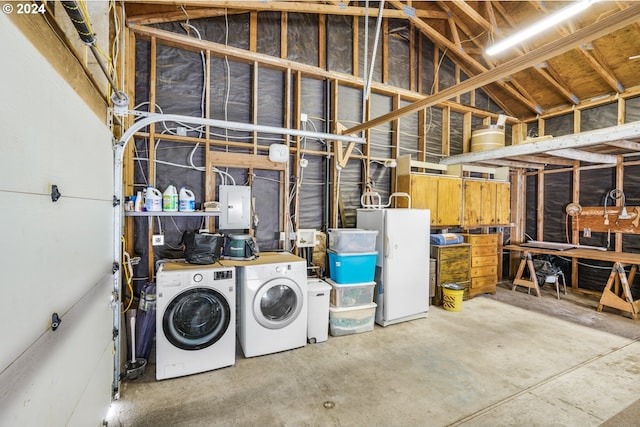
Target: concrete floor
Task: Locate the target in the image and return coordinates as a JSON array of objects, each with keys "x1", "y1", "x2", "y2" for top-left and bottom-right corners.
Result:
[{"x1": 106, "y1": 283, "x2": 640, "y2": 427}]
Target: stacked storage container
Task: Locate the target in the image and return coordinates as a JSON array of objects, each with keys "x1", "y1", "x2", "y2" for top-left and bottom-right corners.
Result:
[{"x1": 326, "y1": 229, "x2": 378, "y2": 336}]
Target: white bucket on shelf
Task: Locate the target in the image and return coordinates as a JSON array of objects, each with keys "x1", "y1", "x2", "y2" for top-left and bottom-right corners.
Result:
[
  {"x1": 162, "y1": 184, "x2": 178, "y2": 212},
  {"x1": 179, "y1": 187, "x2": 196, "y2": 212},
  {"x1": 144, "y1": 186, "x2": 162, "y2": 212}
]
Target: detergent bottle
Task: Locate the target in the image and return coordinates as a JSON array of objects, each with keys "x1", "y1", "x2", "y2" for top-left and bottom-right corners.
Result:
[
  {"x1": 179, "y1": 186, "x2": 196, "y2": 212},
  {"x1": 144, "y1": 186, "x2": 162, "y2": 212},
  {"x1": 162, "y1": 184, "x2": 178, "y2": 212}
]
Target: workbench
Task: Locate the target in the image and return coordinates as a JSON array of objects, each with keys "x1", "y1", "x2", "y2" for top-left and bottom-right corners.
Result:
[{"x1": 504, "y1": 244, "x2": 640, "y2": 319}]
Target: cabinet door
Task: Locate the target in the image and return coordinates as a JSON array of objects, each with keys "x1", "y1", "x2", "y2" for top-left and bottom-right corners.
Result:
[
  {"x1": 463, "y1": 180, "x2": 483, "y2": 226},
  {"x1": 482, "y1": 181, "x2": 497, "y2": 225},
  {"x1": 411, "y1": 175, "x2": 438, "y2": 222},
  {"x1": 436, "y1": 177, "x2": 462, "y2": 226},
  {"x1": 495, "y1": 181, "x2": 511, "y2": 225}
]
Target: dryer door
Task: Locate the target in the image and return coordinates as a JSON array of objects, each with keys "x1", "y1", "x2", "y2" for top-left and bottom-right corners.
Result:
[
  {"x1": 163, "y1": 287, "x2": 231, "y2": 350},
  {"x1": 253, "y1": 277, "x2": 303, "y2": 329}
]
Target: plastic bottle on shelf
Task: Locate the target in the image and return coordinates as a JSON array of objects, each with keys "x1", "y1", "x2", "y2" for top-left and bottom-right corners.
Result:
[
  {"x1": 179, "y1": 187, "x2": 196, "y2": 212},
  {"x1": 163, "y1": 184, "x2": 178, "y2": 212},
  {"x1": 144, "y1": 186, "x2": 162, "y2": 212},
  {"x1": 134, "y1": 191, "x2": 143, "y2": 212}
]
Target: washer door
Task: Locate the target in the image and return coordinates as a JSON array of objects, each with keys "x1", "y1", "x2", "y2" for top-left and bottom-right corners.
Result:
[
  {"x1": 163, "y1": 287, "x2": 231, "y2": 350},
  {"x1": 253, "y1": 277, "x2": 303, "y2": 329}
]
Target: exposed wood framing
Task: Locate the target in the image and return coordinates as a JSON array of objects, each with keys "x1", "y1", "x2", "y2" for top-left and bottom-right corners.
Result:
[
  {"x1": 543, "y1": 148, "x2": 618, "y2": 164},
  {"x1": 343, "y1": 3, "x2": 640, "y2": 136},
  {"x1": 536, "y1": 172, "x2": 544, "y2": 240},
  {"x1": 319, "y1": 14, "x2": 326, "y2": 70},
  {"x1": 129, "y1": 1, "x2": 449, "y2": 21},
  {"x1": 250, "y1": 11, "x2": 258, "y2": 51},
  {"x1": 128, "y1": 21, "x2": 506, "y2": 122}
]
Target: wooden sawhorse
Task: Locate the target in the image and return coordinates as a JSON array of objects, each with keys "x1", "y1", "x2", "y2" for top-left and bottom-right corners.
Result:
[
  {"x1": 597, "y1": 262, "x2": 640, "y2": 320},
  {"x1": 511, "y1": 252, "x2": 541, "y2": 297}
]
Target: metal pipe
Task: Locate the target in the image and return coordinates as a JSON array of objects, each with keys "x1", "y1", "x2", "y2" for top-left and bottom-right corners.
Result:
[
  {"x1": 118, "y1": 114, "x2": 366, "y2": 148},
  {"x1": 365, "y1": 0, "x2": 385, "y2": 102}
]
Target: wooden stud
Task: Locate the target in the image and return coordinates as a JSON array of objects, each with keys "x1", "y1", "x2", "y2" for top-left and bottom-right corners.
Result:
[
  {"x1": 281, "y1": 11, "x2": 288, "y2": 59},
  {"x1": 442, "y1": 105, "x2": 450, "y2": 157},
  {"x1": 250, "y1": 11, "x2": 258, "y2": 52},
  {"x1": 418, "y1": 109, "x2": 426, "y2": 164},
  {"x1": 205, "y1": 50, "x2": 215, "y2": 231},
  {"x1": 618, "y1": 97, "x2": 626, "y2": 126},
  {"x1": 319, "y1": 14, "x2": 326, "y2": 70},
  {"x1": 147, "y1": 36, "x2": 158, "y2": 279},
  {"x1": 382, "y1": 18, "x2": 388, "y2": 84},
  {"x1": 353, "y1": 16, "x2": 359, "y2": 78},
  {"x1": 463, "y1": 112, "x2": 472, "y2": 153},
  {"x1": 252, "y1": 62, "x2": 259, "y2": 152},
  {"x1": 330, "y1": 79, "x2": 340, "y2": 228},
  {"x1": 409, "y1": 23, "x2": 415, "y2": 92},
  {"x1": 616, "y1": 156, "x2": 625, "y2": 252},
  {"x1": 537, "y1": 171, "x2": 544, "y2": 241}
]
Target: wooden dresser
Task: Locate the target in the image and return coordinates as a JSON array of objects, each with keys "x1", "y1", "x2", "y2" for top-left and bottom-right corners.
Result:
[
  {"x1": 462, "y1": 233, "x2": 499, "y2": 297},
  {"x1": 430, "y1": 243, "x2": 471, "y2": 305}
]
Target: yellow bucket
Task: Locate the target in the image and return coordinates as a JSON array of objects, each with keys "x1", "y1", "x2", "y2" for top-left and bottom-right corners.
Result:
[{"x1": 442, "y1": 283, "x2": 464, "y2": 312}]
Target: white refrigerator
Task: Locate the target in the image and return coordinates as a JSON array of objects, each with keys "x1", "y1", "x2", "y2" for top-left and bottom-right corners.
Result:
[{"x1": 356, "y1": 208, "x2": 430, "y2": 326}]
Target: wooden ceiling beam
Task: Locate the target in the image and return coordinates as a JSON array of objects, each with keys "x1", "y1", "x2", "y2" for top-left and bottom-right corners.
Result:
[
  {"x1": 127, "y1": 7, "x2": 248, "y2": 25},
  {"x1": 478, "y1": 159, "x2": 545, "y2": 169},
  {"x1": 534, "y1": 66, "x2": 579, "y2": 105},
  {"x1": 508, "y1": 155, "x2": 575, "y2": 167},
  {"x1": 580, "y1": 48, "x2": 624, "y2": 93},
  {"x1": 343, "y1": 3, "x2": 640, "y2": 136},
  {"x1": 604, "y1": 140, "x2": 640, "y2": 151},
  {"x1": 543, "y1": 148, "x2": 618, "y2": 164},
  {"x1": 449, "y1": 1, "x2": 493, "y2": 33},
  {"x1": 127, "y1": 1, "x2": 448, "y2": 20}
]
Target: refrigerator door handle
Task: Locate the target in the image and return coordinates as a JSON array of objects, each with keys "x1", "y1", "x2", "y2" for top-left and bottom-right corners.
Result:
[{"x1": 385, "y1": 235, "x2": 393, "y2": 259}]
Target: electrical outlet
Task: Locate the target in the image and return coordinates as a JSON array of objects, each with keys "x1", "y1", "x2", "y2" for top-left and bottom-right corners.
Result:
[
  {"x1": 300, "y1": 113, "x2": 308, "y2": 123},
  {"x1": 152, "y1": 234, "x2": 165, "y2": 246}
]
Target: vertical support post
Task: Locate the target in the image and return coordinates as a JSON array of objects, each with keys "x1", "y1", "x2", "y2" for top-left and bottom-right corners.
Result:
[{"x1": 536, "y1": 171, "x2": 544, "y2": 242}]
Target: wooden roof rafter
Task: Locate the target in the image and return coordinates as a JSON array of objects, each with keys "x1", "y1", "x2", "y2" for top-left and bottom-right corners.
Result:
[
  {"x1": 388, "y1": 0, "x2": 539, "y2": 116},
  {"x1": 531, "y1": 2, "x2": 624, "y2": 99},
  {"x1": 490, "y1": 0, "x2": 580, "y2": 107},
  {"x1": 434, "y1": 0, "x2": 546, "y2": 114},
  {"x1": 342, "y1": 2, "x2": 640, "y2": 136}
]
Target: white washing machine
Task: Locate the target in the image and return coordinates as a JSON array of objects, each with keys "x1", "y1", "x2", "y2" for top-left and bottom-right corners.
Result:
[
  {"x1": 155, "y1": 263, "x2": 235, "y2": 380},
  {"x1": 236, "y1": 253, "x2": 308, "y2": 358}
]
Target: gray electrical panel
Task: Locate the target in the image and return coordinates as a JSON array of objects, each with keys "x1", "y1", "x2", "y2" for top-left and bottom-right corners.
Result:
[{"x1": 219, "y1": 185, "x2": 251, "y2": 229}]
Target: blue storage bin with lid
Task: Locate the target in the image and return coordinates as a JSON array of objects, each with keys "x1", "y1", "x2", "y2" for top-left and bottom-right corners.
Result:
[{"x1": 327, "y1": 250, "x2": 377, "y2": 284}]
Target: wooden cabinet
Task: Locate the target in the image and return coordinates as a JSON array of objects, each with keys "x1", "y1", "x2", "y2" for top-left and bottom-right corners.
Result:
[
  {"x1": 430, "y1": 243, "x2": 471, "y2": 305},
  {"x1": 462, "y1": 233, "x2": 498, "y2": 297},
  {"x1": 396, "y1": 174, "x2": 462, "y2": 226},
  {"x1": 462, "y1": 179, "x2": 510, "y2": 227}
]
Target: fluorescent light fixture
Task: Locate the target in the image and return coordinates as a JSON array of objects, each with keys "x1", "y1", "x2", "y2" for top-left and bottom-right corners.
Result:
[{"x1": 486, "y1": 0, "x2": 599, "y2": 56}]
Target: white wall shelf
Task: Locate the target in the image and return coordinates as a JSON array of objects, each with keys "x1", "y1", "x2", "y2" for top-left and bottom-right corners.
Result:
[{"x1": 124, "y1": 211, "x2": 220, "y2": 217}]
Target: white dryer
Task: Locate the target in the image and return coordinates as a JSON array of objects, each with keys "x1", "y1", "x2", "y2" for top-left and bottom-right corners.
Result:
[
  {"x1": 237, "y1": 253, "x2": 307, "y2": 358},
  {"x1": 155, "y1": 263, "x2": 235, "y2": 380}
]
